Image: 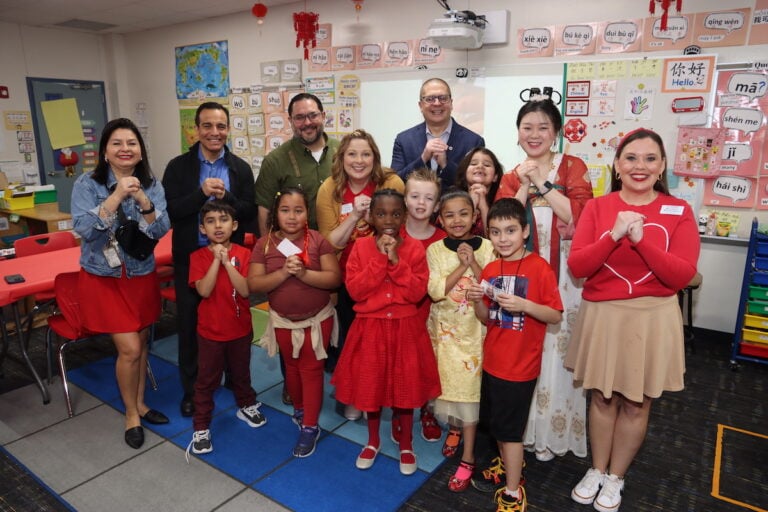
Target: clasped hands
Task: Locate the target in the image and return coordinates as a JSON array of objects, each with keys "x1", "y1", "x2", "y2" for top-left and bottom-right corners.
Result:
[
  {"x1": 421, "y1": 138, "x2": 448, "y2": 169},
  {"x1": 611, "y1": 211, "x2": 645, "y2": 243},
  {"x1": 202, "y1": 177, "x2": 226, "y2": 199},
  {"x1": 376, "y1": 234, "x2": 400, "y2": 264},
  {"x1": 114, "y1": 176, "x2": 150, "y2": 207},
  {"x1": 283, "y1": 254, "x2": 306, "y2": 277},
  {"x1": 515, "y1": 159, "x2": 550, "y2": 190}
]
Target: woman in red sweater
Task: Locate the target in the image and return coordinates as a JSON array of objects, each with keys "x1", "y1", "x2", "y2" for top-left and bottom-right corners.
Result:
[{"x1": 565, "y1": 129, "x2": 699, "y2": 512}]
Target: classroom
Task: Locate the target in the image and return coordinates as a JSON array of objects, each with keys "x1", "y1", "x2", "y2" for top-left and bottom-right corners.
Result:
[{"x1": 0, "y1": 1, "x2": 766, "y2": 511}]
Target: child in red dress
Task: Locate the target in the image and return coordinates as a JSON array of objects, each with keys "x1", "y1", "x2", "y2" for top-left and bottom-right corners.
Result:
[{"x1": 331, "y1": 188, "x2": 441, "y2": 475}]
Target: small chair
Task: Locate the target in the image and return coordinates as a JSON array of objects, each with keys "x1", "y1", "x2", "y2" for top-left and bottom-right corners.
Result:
[
  {"x1": 14, "y1": 232, "x2": 78, "y2": 337},
  {"x1": 678, "y1": 272, "x2": 703, "y2": 353},
  {"x1": 45, "y1": 272, "x2": 158, "y2": 417}
]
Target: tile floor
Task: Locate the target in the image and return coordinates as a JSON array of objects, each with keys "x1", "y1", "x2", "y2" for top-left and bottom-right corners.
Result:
[{"x1": 0, "y1": 334, "x2": 446, "y2": 512}]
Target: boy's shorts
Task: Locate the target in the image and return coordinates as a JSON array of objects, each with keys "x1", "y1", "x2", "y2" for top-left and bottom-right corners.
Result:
[{"x1": 480, "y1": 370, "x2": 537, "y2": 443}]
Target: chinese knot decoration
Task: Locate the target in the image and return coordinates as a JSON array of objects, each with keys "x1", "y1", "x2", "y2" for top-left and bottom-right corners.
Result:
[
  {"x1": 649, "y1": 0, "x2": 682, "y2": 31},
  {"x1": 293, "y1": 11, "x2": 319, "y2": 60},
  {"x1": 251, "y1": 3, "x2": 268, "y2": 25}
]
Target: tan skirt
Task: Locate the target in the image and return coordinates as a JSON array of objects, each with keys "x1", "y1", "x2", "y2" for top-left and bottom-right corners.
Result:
[{"x1": 565, "y1": 295, "x2": 685, "y2": 403}]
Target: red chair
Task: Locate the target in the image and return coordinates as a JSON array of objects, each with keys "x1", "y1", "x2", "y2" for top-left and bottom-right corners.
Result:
[
  {"x1": 45, "y1": 272, "x2": 158, "y2": 417},
  {"x1": 14, "y1": 232, "x2": 78, "y2": 335}
]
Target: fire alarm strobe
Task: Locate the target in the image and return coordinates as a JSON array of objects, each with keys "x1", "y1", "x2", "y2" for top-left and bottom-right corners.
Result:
[{"x1": 671, "y1": 96, "x2": 705, "y2": 113}]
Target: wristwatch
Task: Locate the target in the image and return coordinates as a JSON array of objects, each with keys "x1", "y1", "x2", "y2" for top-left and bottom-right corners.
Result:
[
  {"x1": 139, "y1": 201, "x2": 155, "y2": 215},
  {"x1": 538, "y1": 181, "x2": 554, "y2": 195}
]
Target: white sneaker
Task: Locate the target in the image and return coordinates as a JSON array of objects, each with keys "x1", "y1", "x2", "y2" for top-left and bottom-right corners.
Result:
[
  {"x1": 185, "y1": 429, "x2": 212, "y2": 464},
  {"x1": 237, "y1": 402, "x2": 267, "y2": 428},
  {"x1": 571, "y1": 468, "x2": 605, "y2": 504},
  {"x1": 593, "y1": 473, "x2": 623, "y2": 512},
  {"x1": 344, "y1": 404, "x2": 362, "y2": 421}
]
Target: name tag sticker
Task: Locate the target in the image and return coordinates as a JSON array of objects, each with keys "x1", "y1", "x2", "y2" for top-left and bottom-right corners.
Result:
[
  {"x1": 660, "y1": 205, "x2": 684, "y2": 215},
  {"x1": 341, "y1": 203, "x2": 353, "y2": 215}
]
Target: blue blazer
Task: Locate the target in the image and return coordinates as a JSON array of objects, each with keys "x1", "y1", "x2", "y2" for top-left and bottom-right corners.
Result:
[{"x1": 391, "y1": 118, "x2": 485, "y2": 190}]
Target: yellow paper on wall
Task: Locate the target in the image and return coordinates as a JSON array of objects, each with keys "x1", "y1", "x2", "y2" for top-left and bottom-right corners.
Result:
[{"x1": 40, "y1": 98, "x2": 86, "y2": 149}]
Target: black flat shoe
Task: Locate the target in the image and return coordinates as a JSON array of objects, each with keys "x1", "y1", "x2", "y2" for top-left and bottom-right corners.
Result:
[
  {"x1": 141, "y1": 409, "x2": 169, "y2": 425},
  {"x1": 180, "y1": 394, "x2": 194, "y2": 417},
  {"x1": 124, "y1": 426, "x2": 144, "y2": 449}
]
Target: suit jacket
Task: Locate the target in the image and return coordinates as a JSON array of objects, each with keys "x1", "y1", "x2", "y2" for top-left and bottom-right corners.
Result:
[
  {"x1": 391, "y1": 118, "x2": 485, "y2": 190},
  {"x1": 162, "y1": 141, "x2": 256, "y2": 266}
]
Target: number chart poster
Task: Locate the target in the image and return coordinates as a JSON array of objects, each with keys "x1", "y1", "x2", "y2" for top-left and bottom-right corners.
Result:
[{"x1": 563, "y1": 56, "x2": 716, "y2": 201}]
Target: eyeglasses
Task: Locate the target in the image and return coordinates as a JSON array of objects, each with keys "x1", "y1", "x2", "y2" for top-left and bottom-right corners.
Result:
[
  {"x1": 420, "y1": 95, "x2": 452, "y2": 104},
  {"x1": 292, "y1": 111, "x2": 323, "y2": 123}
]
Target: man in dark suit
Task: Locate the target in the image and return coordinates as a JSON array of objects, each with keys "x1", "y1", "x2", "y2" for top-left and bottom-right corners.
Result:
[
  {"x1": 391, "y1": 78, "x2": 485, "y2": 189},
  {"x1": 163, "y1": 102, "x2": 256, "y2": 417}
]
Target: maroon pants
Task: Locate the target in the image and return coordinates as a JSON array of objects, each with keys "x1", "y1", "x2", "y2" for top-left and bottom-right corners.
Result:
[
  {"x1": 193, "y1": 333, "x2": 256, "y2": 431},
  {"x1": 275, "y1": 316, "x2": 334, "y2": 427}
]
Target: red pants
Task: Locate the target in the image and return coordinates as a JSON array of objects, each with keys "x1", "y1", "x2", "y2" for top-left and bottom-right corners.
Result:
[
  {"x1": 193, "y1": 333, "x2": 256, "y2": 431},
  {"x1": 275, "y1": 316, "x2": 333, "y2": 427}
]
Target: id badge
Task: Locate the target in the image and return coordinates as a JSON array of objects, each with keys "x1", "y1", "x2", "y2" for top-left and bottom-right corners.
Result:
[{"x1": 103, "y1": 240, "x2": 122, "y2": 268}]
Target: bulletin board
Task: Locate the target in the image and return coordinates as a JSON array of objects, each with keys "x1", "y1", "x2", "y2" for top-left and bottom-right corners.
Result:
[{"x1": 561, "y1": 55, "x2": 717, "y2": 203}]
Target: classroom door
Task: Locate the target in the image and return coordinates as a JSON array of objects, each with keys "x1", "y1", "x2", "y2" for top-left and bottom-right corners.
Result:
[{"x1": 27, "y1": 78, "x2": 108, "y2": 213}]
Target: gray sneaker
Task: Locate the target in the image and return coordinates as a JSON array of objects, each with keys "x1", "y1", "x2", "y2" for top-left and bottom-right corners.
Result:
[{"x1": 237, "y1": 402, "x2": 267, "y2": 428}]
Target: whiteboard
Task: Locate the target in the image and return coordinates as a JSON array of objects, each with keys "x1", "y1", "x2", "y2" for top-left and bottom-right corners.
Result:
[{"x1": 361, "y1": 70, "x2": 564, "y2": 174}]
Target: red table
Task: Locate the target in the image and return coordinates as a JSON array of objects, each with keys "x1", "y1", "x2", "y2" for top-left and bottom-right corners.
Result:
[{"x1": 0, "y1": 230, "x2": 173, "y2": 403}]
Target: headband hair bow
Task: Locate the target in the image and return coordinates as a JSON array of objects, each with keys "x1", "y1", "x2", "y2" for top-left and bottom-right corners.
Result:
[{"x1": 615, "y1": 127, "x2": 657, "y2": 155}]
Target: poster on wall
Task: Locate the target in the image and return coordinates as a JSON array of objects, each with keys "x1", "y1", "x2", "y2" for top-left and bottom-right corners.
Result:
[
  {"x1": 596, "y1": 19, "x2": 643, "y2": 54},
  {"x1": 563, "y1": 55, "x2": 716, "y2": 207},
  {"x1": 517, "y1": 27, "x2": 555, "y2": 58},
  {"x1": 711, "y1": 68, "x2": 768, "y2": 178},
  {"x1": 175, "y1": 40, "x2": 230, "y2": 100},
  {"x1": 692, "y1": 8, "x2": 750, "y2": 49},
  {"x1": 750, "y1": 0, "x2": 768, "y2": 45},
  {"x1": 641, "y1": 14, "x2": 693, "y2": 51}
]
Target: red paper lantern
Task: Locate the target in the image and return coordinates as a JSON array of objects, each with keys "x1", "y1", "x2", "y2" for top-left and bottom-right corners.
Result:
[
  {"x1": 352, "y1": 0, "x2": 363, "y2": 21},
  {"x1": 649, "y1": 0, "x2": 683, "y2": 31},
  {"x1": 252, "y1": 2, "x2": 268, "y2": 25},
  {"x1": 293, "y1": 11, "x2": 319, "y2": 60}
]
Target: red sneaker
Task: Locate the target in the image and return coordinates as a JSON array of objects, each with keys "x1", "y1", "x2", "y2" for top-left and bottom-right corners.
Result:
[{"x1": 420, "y1": 410, "x2": 442, "y2": 442}]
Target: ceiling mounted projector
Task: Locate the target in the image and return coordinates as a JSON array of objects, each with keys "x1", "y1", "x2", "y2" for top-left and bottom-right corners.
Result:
[{"x1": 427, "y1": 0, "x2": 487, "y2": 50}]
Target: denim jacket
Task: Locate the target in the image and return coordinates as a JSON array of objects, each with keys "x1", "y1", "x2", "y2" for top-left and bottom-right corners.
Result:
[{"x1": 71, "y1": 170, "x2": 170, "y2": 277}]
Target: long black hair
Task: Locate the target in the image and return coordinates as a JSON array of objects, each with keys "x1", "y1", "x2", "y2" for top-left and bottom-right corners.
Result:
[{"x1": 91, "y1": 118, "x2": 154, "y2": 188}]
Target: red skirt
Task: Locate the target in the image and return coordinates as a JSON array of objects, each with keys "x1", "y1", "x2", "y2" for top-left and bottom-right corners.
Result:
[
  {"x1": 79, "y1": 269, "x2": 160, "y2": 334},
  {"x1": 331, "y1": 316, "x2": 441, "y2": 411}
]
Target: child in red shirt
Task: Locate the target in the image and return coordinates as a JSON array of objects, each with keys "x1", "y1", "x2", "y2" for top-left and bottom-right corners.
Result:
[
  {"x1": 248, "y1": 188, "x2": 341, "y2": 458},
  {"x1": 187, "y1": 201, "x2": 264, "y2": 460},
  {"x1": 467, "y1": 198, "x2": 563, "y2": 512}
]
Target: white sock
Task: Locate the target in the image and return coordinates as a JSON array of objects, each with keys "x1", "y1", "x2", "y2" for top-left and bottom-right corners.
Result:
[{"x1": 504, "y1": 487, "x2": 520, "y2": 499}]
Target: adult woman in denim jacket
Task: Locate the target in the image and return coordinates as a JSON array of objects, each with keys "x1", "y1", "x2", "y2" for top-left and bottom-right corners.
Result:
[{"x1": 71, "y1": 118, "x2": 171, "y2": 449}]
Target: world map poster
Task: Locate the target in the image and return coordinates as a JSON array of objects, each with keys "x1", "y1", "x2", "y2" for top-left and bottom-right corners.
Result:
[{"x1": 175, "y1": 41, "x2": 230, "y2": 100}]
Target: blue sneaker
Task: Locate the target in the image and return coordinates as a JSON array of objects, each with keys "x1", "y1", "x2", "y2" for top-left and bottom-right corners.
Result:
[
  {"x1": 293, "y1": 425, "x2": 320, "y2": 458},
  {"x1": 292, "y1": 409, "x2": 304, "y2": 429}
]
